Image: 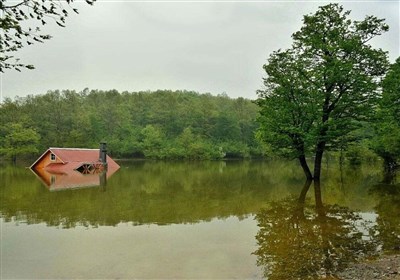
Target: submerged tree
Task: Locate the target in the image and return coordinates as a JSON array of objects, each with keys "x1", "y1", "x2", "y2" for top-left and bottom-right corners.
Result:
[
  {"x1": 0, "y1": 0, "x2": 95, "y2": 72},
  {"x1": 257, "y1": 4, "x2": 389, "y2": 186}
]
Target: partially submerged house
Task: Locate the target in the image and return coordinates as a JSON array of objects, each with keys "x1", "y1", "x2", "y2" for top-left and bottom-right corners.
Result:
[{"x1": 30, "y1": 144, "x2": 120, "y2": 191}]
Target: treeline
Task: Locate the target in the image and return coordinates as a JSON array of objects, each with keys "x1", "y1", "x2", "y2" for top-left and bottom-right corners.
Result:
[{"x1": 0, "y1": 89, "x2": 264, "y2": 160}]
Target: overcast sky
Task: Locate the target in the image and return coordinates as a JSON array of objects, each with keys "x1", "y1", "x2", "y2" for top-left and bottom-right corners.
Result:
[{"x1": 1, "y1": 0, "x2": 399, "y2": 101}]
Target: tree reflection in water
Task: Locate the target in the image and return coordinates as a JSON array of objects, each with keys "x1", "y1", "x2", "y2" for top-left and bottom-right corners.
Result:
[
  {"x1": 370, "y1": 170, "x2": 400, "y2": 254},
  {"x1": 254, "y1": 180, "x2": 376, "y2": 279}
]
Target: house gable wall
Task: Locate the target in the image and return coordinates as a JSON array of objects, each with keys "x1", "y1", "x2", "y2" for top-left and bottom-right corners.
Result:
[
  {"x1": 33, "y1": 150, "x2": 63, "y2": 171},
  {"x1": 33, "y1": 167, "x2": 52, "y2": 187}
]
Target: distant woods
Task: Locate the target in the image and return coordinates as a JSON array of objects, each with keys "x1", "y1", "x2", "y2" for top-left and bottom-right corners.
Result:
[
  {"x1": 0, "y1": 89, "x2": 263, "y2": 160},
  {"x1": 0, "y1": 85, "x2": 399, "y2": 167}
]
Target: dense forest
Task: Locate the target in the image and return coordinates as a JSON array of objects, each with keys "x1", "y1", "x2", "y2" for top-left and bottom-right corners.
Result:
[
  {"x1": 0, "y1": 89, "x2": 264, "y2": 161},
  {"x1": 0, "y1": 78, "x2": 399, "y2": 166}
]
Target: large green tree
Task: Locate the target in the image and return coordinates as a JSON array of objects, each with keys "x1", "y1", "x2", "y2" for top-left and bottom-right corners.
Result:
[
  {"x1": 0, "y1": 0, "x2": 94, "y2": 72},
  {"x1": 257, "y1": 4, "x2": 389, "y2": 187}
]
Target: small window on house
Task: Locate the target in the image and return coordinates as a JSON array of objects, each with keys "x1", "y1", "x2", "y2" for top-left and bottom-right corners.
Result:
[
  {"x1": 50, "y1": 153, "x2": 56, "y2": 161},
  {"x1": 51, "y1": 175, "x2": 56, "y2": 185}
]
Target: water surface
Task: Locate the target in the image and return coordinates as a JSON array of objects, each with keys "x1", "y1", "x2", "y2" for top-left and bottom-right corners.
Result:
[{"x1": 1, "y1": 160, "x2": 398, "y2": 279}]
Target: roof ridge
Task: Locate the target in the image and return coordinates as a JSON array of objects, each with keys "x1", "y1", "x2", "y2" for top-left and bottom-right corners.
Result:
[{"x1": 50, "y1": 148, "x2": 98, "y2": 150}]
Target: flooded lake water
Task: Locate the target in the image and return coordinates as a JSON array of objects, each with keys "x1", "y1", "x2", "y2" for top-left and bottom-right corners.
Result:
[{"x1": 1, "y1": 160, "x2": 399, "y2": 279}]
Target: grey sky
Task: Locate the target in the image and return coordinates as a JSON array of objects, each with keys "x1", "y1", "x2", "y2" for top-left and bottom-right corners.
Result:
[{"x1": 1, "y1": 0, "x2": 399, "y2": 101}]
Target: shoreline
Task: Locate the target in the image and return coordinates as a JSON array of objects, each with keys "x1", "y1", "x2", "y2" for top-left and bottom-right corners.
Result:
[{"x1": 337, "y1": 254, "x2": 400, "y2": 279}]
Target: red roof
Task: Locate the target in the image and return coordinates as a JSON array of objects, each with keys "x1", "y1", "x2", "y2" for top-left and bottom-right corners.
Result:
[
  {"x1": 30, "y1": 148, "x2": 120, "y2": 170},
  {"x1": 50, "y1": 148, "x2": 102, "y2": 163}
]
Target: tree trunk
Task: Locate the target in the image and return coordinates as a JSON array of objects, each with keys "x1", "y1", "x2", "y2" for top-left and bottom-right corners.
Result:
[
  {"x1": 382, "y1": 169, "x2": 396, "y2": 185},
  {"x1": 313, "y1": 141, "x2": 326, "y2": 181},
  {"x1": 314, "y1": 179, "x2": 324, "y2": 211},
  {"x1": 383, "y1": 154, "x2": 397, "y2": 174},
  {"x1": 298, "y1": 179, "x2": 313, "y2": 204},
  {"x1": 298, "y1": 154, "x2": 313, "y2": 181},
  {"x1": 313, "y1": 141, "x2": 326, "y2": 210},
  {"x1": 12, "y1": 154, "x2": 17, "y2": 165}
]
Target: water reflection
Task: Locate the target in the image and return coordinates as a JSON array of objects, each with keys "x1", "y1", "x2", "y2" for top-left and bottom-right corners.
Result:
[
  {"x1": 254, "y1": 193, "x2": 376, "y2": 279},
  {"x1": 0, "y1": 160, "x2": 394, "y2": 232},
  {"x1": 31, "y1": 168, "x2": 112, "y2": 191},
  {"x1": 0, "y1": 160, "x2": 307, "y2": 227},
  {"x1": 1, "y1": 160, "x2": 399, "y2": 278},
  {"x1": 254, "y1": 167, "x2": 400, "y2": 279},
  {"x1": 370, "y1": 171, "x2": 400, "y2": 254}
]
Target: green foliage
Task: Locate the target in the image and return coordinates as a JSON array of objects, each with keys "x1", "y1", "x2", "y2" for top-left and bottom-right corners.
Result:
[
  {"x1": 256, "y1": 3, "x2": 389, "y2": 179},
  {"x1": 0, "y1": 122, "x2": 40, "y2": 162},
  {"x1": 257, "y1": 49, "x2": 316, "y2": 159},
  {"x1": 345, "y1": 142, "x2": 378, "y2": 166},
  {"x1": 0, "y1": 89, "x2": 263, "y2": 160},
  {"x1": 370, "y1": 57, "x2": 400, "y2": 168},
  {"x1": 141, "y1": 125, "x2": 166, "y2": 158}
]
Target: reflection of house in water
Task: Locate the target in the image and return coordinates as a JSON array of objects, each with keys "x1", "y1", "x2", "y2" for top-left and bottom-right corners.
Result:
[{"x1": 30, "y1": 144, "x2": 119, "y2": 191}]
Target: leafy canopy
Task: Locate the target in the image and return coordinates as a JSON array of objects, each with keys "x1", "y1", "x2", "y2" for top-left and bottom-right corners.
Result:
[
  {"x1": 370, "y1": 57, "x2": 400, "y2": 167},
  {"x1": 0, "y1": 122, "x2": 40, "y2": 161},
  {"x1": 257, "y1": 4, "x2": 389, "y2": 163}
]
